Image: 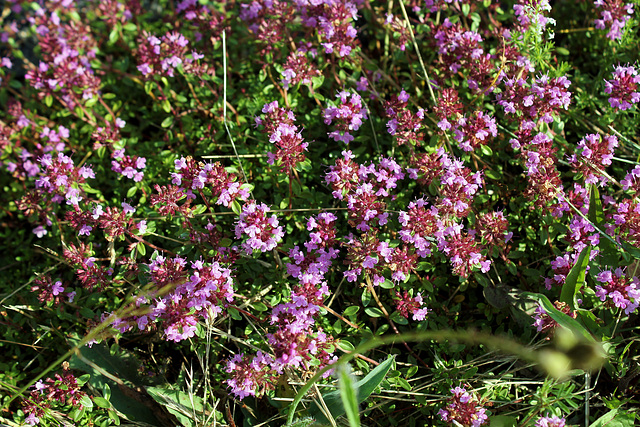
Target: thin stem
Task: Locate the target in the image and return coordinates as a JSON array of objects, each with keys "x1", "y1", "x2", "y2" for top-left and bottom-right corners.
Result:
[
  {"x1": 222, "y1": 30, "x2": 252, "y2": 196},
  {"x1": 398, "y1": 0, "x2": 437, "y2": 106}
]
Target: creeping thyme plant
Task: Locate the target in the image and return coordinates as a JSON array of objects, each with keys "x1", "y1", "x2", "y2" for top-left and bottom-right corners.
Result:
[{"x1": 2, "y1": 0, "x2": 640, "y2": 426}]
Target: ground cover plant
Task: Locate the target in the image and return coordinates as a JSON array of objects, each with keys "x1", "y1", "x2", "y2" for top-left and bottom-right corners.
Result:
[{"x1": 0, "y1": 0, "x2": 639, "y2": 425}]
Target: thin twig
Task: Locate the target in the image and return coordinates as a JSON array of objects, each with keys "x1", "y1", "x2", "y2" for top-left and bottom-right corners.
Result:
[{"x1": 222, "y1": 30, "x2": 252, "y2": 195}]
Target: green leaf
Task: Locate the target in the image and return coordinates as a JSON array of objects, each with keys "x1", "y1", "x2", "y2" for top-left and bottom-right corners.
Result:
[
  {"x1": 337, "y1": 341, "x2": 355, "y2": 352},
  {"x1": 103, "y1": 384, "x2": 111, "y2": 400},
  {"x1": 108, "y1": 409, "x2": 120, "y2": 425},
  {"x1": 361, "y1": 289, "x2": 371, "y2": 307},
  {"x1": 77, "y1": 373, "x2": 91, "y2": 386},
  {"x1": 591, "y1": 409, "x2": 619, "y2": 426},
  {"x1": 162, "y1": 99, "x2": 172, "y2": 113},
  {"x1": 93, "y1": 396, "x2": 110, "y2": 409},
  {"x1": 344, "y1": 306, "x2": 360, "y2": 317},
  {"x1": 228, "y1": 307, "x2": 242, "y2": 320},
  {"x1": 127, "y1": 186, "x2": 137, "y2": 198},
  {"x1": 379, "y1": 279, "x2": 394, "y2": 289},
  {"x1": 620, "y1": 240, "x2": 640, "y2": 261},
  {"x1": 338, "y1": 365, "x2": 360, "y2": 427},
  {"x1": 480, "y1": 145, "x2": 493, "y2": 156},
  {"x1": 309, "y1": 356, "x2": 394, "y2": 424},
  {"x1": 44, "y1": 94, "x2": 53, "y2": 107},
  {"x1": 147, "y1": 386, "x2": 205, "y2": 427},
  {"x1": 137, "y1": 241, "x2": 146, "y2": 256},
  {"x1": 109, "y1": 27, "x2": 119, "y2": 44},
  {"x1": 231, "y1": 199, "x2": 242, "y2": 215},
  {"x1": 72, "y1": 406, "x2": 86, "y2": 421},
  {"x1": 311, "y1": 75, "x2": 324, "y2": 90},
  {"x1": 589, "y1": 185, "x2": 618, "y2": 266},
  {"x1": 252, "y1": 302, "x2": 268, "y2": 312},
  {"x1": 395, "y1": 377, "x2": 411, "y2": 391},
  {"x1": 560, "y1": 246, "x2": 590, "y2": 311},
  {"x1": 523, "y1": 293, "x2": 595, "y2": 343},
  {"x1": 161, "y1": 116, "x2": 174, "y2": 128},
  {"x1": 68, "y1": 337, "x2": 163, "y2": 424},
  {"x1": 485, "y1": 169, "x2": 502, "y2": 180},
  {"x1": 591, "y1": 408, "x2": 638, "y2": 427},
  {"x1": 364, "y1": 307, "x2": 383, "y2": 318}
]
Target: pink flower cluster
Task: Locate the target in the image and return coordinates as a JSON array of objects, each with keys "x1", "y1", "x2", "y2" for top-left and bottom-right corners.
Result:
[
  {"x1": 281, "y1": 48, "x2": 321, "y2": 89},
  {"x1": 112, "y1": 148, "x2": 146, "y2": 182},
  {"x1": 239, "y1": 0, "x2": 296, "y2": 54},
  {"x1": 510, "y1": 131, "x2": 565, "y2": 214},
  {"x1": 240, "y1": 0, "x2": 362, "y2": 58},
  {"x1": 432, "y1": 19, "x2": 495, "y2": 91},
  {"x1": 150, "y1": 184, "x2": 191, "y2": 217},
  {"x1": 65, "y1": 200, "x2": 145, "y2": 241},
  {"x1": 383, "y1": 14, "x2": 410, "y2": 51},
  {"x1": 136, "y1": 31, "x2": 208, "y2": 78},
  {"x1": 325, "y1": 151, "x2": 404, "y2": 230},
  {"x1": 95, "y1": 0, "x2": 137, "y2": 27},
  {"x1": 604, "y1": 65, "x2": 640, "y2": 111},
  {"x1": 235, "y1": 201, "x2": 284, "y2": 254},
  {"x1": 531, "y1": 301, "x2": 576, "y2": 335},
  {"x1": 606, "y1": 196, "x2": 640, "y2": 248},
  {"x1": 569, "y1": 133, "x2": 618, "y2": 186},
  {"x1": 297, "y1": 0, "x2": 362, "y2": 57},
  {"x1": 498, "y1": 74, "x2": 572, "y2": 128},
  {"x1": 544, "y1": 251, "x2": 594, "y2": 290},
  {"x1": 434, "y1": 88, "x2": 464, "y2": 132},
  {"x1": 22, "y1": 367, "x2": 88, "y2": 426},
  {"x1": 31, "y1": 276, "x2": 74, "y2": 305},
  {"x1": 176, "y1": 0, "x2": 225, "y2": 43},
  {"x1": 225, "y1": 351, "x2": 278, "y2": 399},
  {"x1": 34, "y1": 152, "x2": 95, "y2": 207},
  {"x1": 226, "y1": 220, "x2": 339, "y2": 399},
  {"x1": 535, "y1": 415, "x2": 567, "y2": 427},
  {"x1": 324, "y1": 90, "x2": 368, "y2": 144},
  {"x1": 438, "y1": 386, "x2": 488, "y2": 427},
  {"x1": 255, "y1": 101, "x2": 309, "y2": 171},
  {"x1": 452, "y1": 111, "x2": 498, "y2": 152},
  {"x1": 437, "y1": 223, "x2": 491, "y2": 278},
  {"x1": 595, "y1": 269, "x2": 640, "y2": 314},
  {"x1": 424, "y1": 0, "x2": 469, "y2": 13},
  {"x1": 436, "y1": 151, "x2": 484, "y2": 218},
  {"x1": 594, "y1": 0, "x2": 634, "y2": 41},
  {"x1": 64, "y1": 243, "x2": 116, "y2": 290},
  {"x1": 24, "y1": 6, "x2": 100, "y2": 109},
  {"x1": 172, "y1": 156, "x2": 250, "y2": 206},
  {"x1": 383, "y1": 89, "x2": 425, "y2": 146},
  {"x1": 225, "y1": 288, "x2": 336, "y2": 399},
  {"x1": 92, "y1": 119, "x2": 126, "y2": 148},
  {"x1": 513, "y1": 0, "x2": 555, "y2": 34},
  {"x1": 473, "y1": 211, "x2": 513, "y2": 251},
  {"x1": 39, "y1": 125, "x2": 68, "y2": 151},
  {"x1": 343, "y1": 230, "x2": 418, "y2": 284},
  {"x1": 433, "y1": 19, "x2": 484, "y2": 75},
  {"x1": 111, "y1": 256, "x2": 235, "y2": 342},
  {"x1": 394, "y1": 291, "x2": 430, "y2": 321},
  {"x1": 399, "y1": 198, "x2": 439, "y2": 257},
  {"x1": 287, "y1": 212, "x2": 340, "y2": 287}
]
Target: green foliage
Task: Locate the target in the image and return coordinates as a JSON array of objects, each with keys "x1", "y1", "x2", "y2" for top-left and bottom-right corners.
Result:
[{"x1": 2, "y1": 0, "x2": 640, "y2": 426}]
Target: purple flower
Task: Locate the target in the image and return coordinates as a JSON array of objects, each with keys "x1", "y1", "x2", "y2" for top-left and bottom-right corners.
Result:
[
  {"x1": 33, "y1": 226, "x2": 48, "y2": 238},
  {"x1": 121, "y1": 202, "x2": 136, "y2": 214},
  {"x1": 51, "y1": 281, "x2": 64, "y2": 296},
  {"x1": 535, "y1": 414, "x2": 566, "y2": 427}
]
